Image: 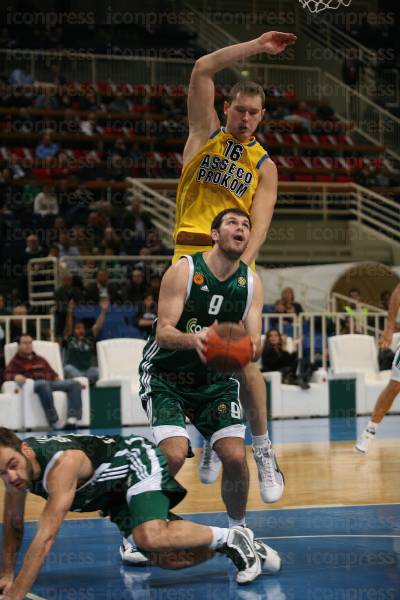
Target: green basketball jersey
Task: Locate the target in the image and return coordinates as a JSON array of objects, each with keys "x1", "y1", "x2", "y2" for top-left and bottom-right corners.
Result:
[
  {"x1": 139, "y1": 252, "x2": 253, "y2": 386},
  {"x1": 26, "y1": 433, "x2": 158, "y2": 513}
]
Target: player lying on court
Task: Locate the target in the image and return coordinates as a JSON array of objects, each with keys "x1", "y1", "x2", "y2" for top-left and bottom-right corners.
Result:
[
  {"x1": 120, "y1": 209, "x2": 283, "y2": 566},
  {"x1": 172, "y1": 30, "x2": 296, "y2": 504},
  {"x1": 0, "y1": 428, "x2": 281, "y2": 599}
]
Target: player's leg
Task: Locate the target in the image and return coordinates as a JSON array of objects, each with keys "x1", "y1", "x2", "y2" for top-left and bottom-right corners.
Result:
[
  {"x1": 133, "y1": 517, "x2": 262, "y2": 583},
  {"x1": 213, "y1": 435, "x2": 249, "y2": 523},
  {"x1": 355, "y1": 379, "x2": 400, "y2": 453},
  {"x1": 121, "y1": 377, "x2": 189, "y2": 564},
  {"x1": 355, "y1": 346, "x2": 400, "y2": 454},
  {"x1": 239, "y1": 362, "x2": 284, "y2": 503}
]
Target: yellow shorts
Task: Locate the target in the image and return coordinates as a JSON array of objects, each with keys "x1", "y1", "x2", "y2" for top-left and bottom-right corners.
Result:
[{"x1": 173, "y1": 245, "x2": 256, "y2": 271}]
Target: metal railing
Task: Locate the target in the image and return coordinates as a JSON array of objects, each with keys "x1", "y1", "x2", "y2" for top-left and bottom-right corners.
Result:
[
  {"x1": 0, "y1": 315, "x2": 55, "y2": 344},
  {"x1": 330, "y1": 293, "x2": 385, "y2": 314},
  {"x1": 263, "y1": 310, "x2": 387, "y2": 368}
]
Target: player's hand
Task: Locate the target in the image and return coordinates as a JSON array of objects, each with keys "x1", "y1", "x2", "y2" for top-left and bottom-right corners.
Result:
[
  {"x1": 14, "y1": 375, "x2": 26, "y2": 386},
  {"x1": 257, "y1": 31, "x2": 297, "y2": 55},
  {"x1": 0, "y1": 571, "x2": 14, "y2": 595},
  {"x1": 194, "y1": 320, "x2": 218, "y2": 363},
  {"x1": 379, "y1": 328, "x2": 393, "y2": 350}
]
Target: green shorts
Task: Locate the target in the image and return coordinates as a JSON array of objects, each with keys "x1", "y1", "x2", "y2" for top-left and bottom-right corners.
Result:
[
  {"x1": 140, "y1": 372, "x2": 246, "y2": 446},
  {"x1": 102, "y1": 436, "x2": 186, "y2": 535}
]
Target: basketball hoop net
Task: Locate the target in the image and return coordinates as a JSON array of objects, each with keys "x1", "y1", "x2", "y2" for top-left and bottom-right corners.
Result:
[{"x1": 298, "y1": 0, "x2": 352, "y2": 13}]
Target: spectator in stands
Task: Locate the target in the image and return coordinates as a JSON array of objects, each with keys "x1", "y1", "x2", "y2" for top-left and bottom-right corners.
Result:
[
  {"x1": 9, "y1": 67, "x2": 33, "y2": 85},
  {"x1": 9, "y1": 304, "x2": 36, "y2": 342},
  {"x1": 47, "y1": 245, "x2": 59, "y2": 258},
  {"x1": 347, "y1": 287, "x2": 362, "y2": 309},
  {"x1": 281, "y1": 287, "x2": 304, "y2": 315},
  {"x1": 8, "y1": 155, "x2": 27, "y2": 180},
  {"x1": 342, "y1": 48, "x2": 362, "y2": 88},
  {"x1": 145, "y1": 229, "x2": 168, "y2": 256},
  {"x1": 0, "y1": 28, "x2": 16, "y2": 49},
  {"x1": 63, "y1": 298, "x2": 109, "y2": 384},
  {"x1": 23, "y1": 234, "x2": 46, "y2": 264},
  {"x1": 15, "y1": 108, "x2": 34, "y2": 133},
  {"x1": 134, "y1": 293, "x2": 157, "y2": 339},
  {"x1": 34, "y1": 93, "x2": 59, "y2": 110},
  {"x1": 110, "y1": 137, "x2": 131, "y2": 159},
  {"x1": 107, "y1": 155, "x2": 129, "y2": 181},
  {"x1": 33, "y1": 185, "x2": 59, "y2": 217},
  {"x1": 58, "y1": 230, "x2": 81, "y2": 271},
  {"x1": 80, "y1": 112, "x2": 97, "y2": 136},
  {"x1": 108, "y1": 91, "x2": 132, "y2": 113},
  {"x1": 316, "y1": 99, "x2": 335, "y2": 121},
  {"x1": 0, "y1": 294, "x2": 11, "y2": 316},
  {"x1": 148, "y1": 273, "x2": 162, "y2": 300},
  {"x1": 85, "y1": 268, "x2": 122, "y2": 304},
  {"x1": 261, "y1": 329, "x2": 309, "y2": 389},
  {"x1": 78, "y1": 89, "x2": 100, "y2": 112},
  {"x1": 355, "y1": 165, "x2": 377, "y2": 187},
  {"x1": 98, "y1": 226, "x2": 121, "y2": 255},
  {"x1": 3, "y1": 333, "x2": 82, "y2": 429},
  {"x1": 54, "y1": 272, "x2": 83, "y2": 337},
  {"x1": 76, "y1": 153, "x2": 104, "y2": 181},
  {"x1": 122, "y1": 268, "x2": 148, "y2": 307},
  {"x1": 35, "y1": 133, "x2": 59, "y2": 160},
  {"x1": 86, "y1": 210, "x2": 108, "y2": 251},
  {"x1": 380, "y1": 290, "x2": 391, "y2": 311},
  {"x1": 284, "y1": 101, "x2": 313, "y2": 131}
]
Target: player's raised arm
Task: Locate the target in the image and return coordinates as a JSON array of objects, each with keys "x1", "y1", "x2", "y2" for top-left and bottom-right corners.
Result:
[
  {"x1": 184, "y1": 31, "x2": 297, "y2": 163},
  {"x1": 244, "y1": 273, "x2": 265, "y2": 361},
  {"x1": 4, "y1": 452, "x2": 83, "y2": 599},
  {"x1": 241, "y1": 158, "x2": 277, "y2": 266},
  {"x1": 0, "y1": 487, "x2": 26, "y2": 596},
  {"x1": 380, "y1": 283, "x2": 400, "y2": 349}
]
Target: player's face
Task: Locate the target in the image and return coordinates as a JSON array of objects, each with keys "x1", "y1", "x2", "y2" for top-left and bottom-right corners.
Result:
[
  {"x1": 0, "y1": 446, "x2": 33, "y2": 491},
  {"x1": 224, "y1": 93, "x2": 265, "y2": 141},
  {"x1": 214, "y1": 214, "x2": 251, "y2": 259}
]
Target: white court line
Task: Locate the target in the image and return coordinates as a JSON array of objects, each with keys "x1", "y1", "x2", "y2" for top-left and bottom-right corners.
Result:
[
  {"x1": 259, "y1": 534, "x2": 400, "y2": 540},
  {"x1": 27, "y1": 593, "x2": 47, "y2": 600}
]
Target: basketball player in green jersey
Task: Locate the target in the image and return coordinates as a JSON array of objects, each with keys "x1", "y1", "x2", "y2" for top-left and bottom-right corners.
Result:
[
  {"x1": 0, "y1": 428, "x2": 282, "y2": 598},
  {"x1": 136, "y1": 209, "x2": 284, "y2": 543}
]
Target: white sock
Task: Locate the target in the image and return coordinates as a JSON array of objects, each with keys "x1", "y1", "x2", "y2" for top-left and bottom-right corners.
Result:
[
  {"x1": 252, "y1": 433, "x2": 269, "y2": 448},
  {"x1": 366, "y1": 420, "x2": 378, "y2": 433},
  {"x1": 209, "y1": 527, "x2": 229, "y2": 549},
  {"x1": 228, "y1": 516, "x2": 246, "y2": 528}
]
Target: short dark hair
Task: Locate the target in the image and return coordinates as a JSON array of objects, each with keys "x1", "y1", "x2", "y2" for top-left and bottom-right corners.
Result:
[
  {"x1": 17, "y1": 333, "x2": 33, "y2": 345},
  {"x1": 0, "y1": 427, "x2": 22, "y2": 452},
  {"x1": 228, "y1": 81, "x2": 265, "y2": 107},
  {"x1": 211, "y1": 208, "x2": 251, "y2": 233}
]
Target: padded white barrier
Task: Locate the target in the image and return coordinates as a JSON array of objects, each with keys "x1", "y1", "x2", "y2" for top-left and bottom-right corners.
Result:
[
  {"x1": 263, "y1": 368, "x2": 329, "y2": 418},
  {"x1": 96, "y1": 338, "x2": 148, "y2": 425},
  {"x1": 328, "y1": 334, "x2": 393, "y2": 415},
  {"x1": 3, "y1": 341, "x2": 90, "y2": 429}
]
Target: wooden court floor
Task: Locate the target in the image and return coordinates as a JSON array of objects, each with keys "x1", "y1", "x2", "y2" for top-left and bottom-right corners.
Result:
[{"x1": 3, "y1": 438, "x2": 399, "y2": 523}]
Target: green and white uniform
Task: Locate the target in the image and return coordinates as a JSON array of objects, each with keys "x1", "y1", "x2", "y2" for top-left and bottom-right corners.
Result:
[
  {"x1": 26, "y1": 433, "x2": 186, "y2": 534},
  {"x1": 139, "y1": 252, "x2": 254, "y2": 446}
]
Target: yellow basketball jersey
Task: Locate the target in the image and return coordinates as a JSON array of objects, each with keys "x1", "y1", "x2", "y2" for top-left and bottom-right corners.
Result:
[{"x1": 174, "y1": 127, "x2": 269, "y2": 240}]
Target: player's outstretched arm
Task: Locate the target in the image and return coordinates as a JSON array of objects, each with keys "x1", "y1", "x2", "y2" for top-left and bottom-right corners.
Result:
[
  {"x1": 185, "y1": 31, "x2": 297, "y2": 163},
  {"x1": 0, "y1": 488, "x2": 26, "y2": 596},
  {"x1": 241, "y1": 158, "x2": 277, "y2": 266},
  {"x1": 381, "y1": 283, "x2": 400, "y2": 349},
  {"x1": 3, "y1": 453, "x2": 82, "y2": 600},
  {"x1": 244, "y1": 273, "x2": 265, "y2": 361}
]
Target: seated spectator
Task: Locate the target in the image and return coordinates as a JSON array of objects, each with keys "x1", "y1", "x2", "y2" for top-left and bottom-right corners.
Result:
[
  {"x1": 0, "y1": 294, "x2": 11, "y2": 316},
  {"x1": 3, "y1": 333, "x2": 82, "y2": 429},
  {"x1": 33, "y1": 185, "x2": 59, "y2": 217},
  {"x1": 122, "y1": 268, "x2": 148, "y2": 306},
  {"x1": 58, "y1": 230, "x2": 81, "y2": 271},
  {"x1": 108, "y1": 92, "x2": 132, "y2": 112},
  {"x1": 281, "y1": 287, "x2": 304, "y2": 315},
  {"x1": 34, "y1": 94, "x2": 59, "y2": 110},
  {"x1": 54, "y1": 272, "x2": 83, "y2": 337},
  {"x1": 9, "y1": 67, "x2": 33, "y2": 85},
  {"x1": 63, "y1": 298, "x2": 109, "y2": 384},
  {"x1": 346, "y1": 288, "x2": 362, "y2": 310},
  {"x1": 110, "y1": 137, "x2": 131, "y2": 159},
  {"x1": 145, "y1": 229, "x2": 168, "y2": 256},
  {"x1": 134, "y1": 293, "x2": 157, "y2": 339},
  {"x1": 261, "y1": 329, "x2": 309, "y2": 389},
  {"x1": 35, "y1": 133, "x2": 59, "y2": 160},
  {"x1": 80, "y1": 112, "x2": 98, "y2": 136},
  {"x1": 85, "y1": 268, "x2": 122, "y2": 304},
  {"x1": 316, "y1": 99, "x2": 335, "y2": 121}
]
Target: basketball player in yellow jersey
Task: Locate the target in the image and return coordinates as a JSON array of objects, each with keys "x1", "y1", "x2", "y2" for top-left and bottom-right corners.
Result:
[{"x1": 172, "y1": 31, "x2": 297, "y2": 505}]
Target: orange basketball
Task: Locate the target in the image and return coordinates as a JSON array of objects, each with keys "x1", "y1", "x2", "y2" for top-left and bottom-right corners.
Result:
[{"x1": 205, "y1": 323, "x2": 253, "y2": 372}]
